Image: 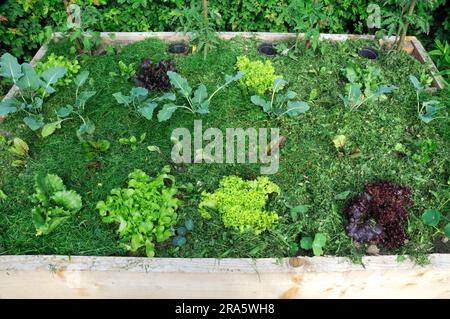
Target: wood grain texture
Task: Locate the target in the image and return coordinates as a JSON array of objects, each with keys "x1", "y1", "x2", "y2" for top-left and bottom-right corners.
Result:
[{"x1": 0, "y1": 255, "x2": 449, "y2": 298}]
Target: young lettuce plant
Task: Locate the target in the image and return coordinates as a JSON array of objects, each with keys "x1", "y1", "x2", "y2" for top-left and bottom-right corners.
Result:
[
  {"x1": 31, "y1": 173, "x2": 82, "y2": 236},
  {"x1": 250, "y1": 78, "x2": 310, "y2": 118},
  {"x1": 0, "y1": 53, "x2": 66, "y2": 133},
  {"x1": 47, "y1": 71, "x2": 97, "y2": 139},
  {"x1": 409, "y1": 75, "x2": 447, "y2": 123}
]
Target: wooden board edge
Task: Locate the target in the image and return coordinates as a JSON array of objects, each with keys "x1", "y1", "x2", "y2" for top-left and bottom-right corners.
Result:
[
  {"x1": 409, "y1": 36, "x2": 446, "y2": 90},
  {"x1": 0, "y1": 254, "x2": 449, "y2": 298},
  {"x1": 0, "y1": 254, "x2": 449, "y2": 273}
]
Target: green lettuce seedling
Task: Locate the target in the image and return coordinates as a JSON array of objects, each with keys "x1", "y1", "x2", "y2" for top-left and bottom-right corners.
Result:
[
  {"x1": 199, "y1": 176, "x2": 280, "y2": 234},
  {"x1": 31, "y1": 173, "x2": 82, "y2": 236},
  {"x1": 96, "y1": 167, "x2": 180, "y2": 257}
]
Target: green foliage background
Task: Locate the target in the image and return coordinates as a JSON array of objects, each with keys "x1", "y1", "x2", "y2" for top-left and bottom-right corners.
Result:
[{"x1": 0, "y1": 0, "x2": 448, "y2": 61}]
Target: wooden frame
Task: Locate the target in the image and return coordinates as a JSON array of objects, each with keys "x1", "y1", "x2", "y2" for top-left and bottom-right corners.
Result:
[
  {"x1": 0, "y1": 33, "x2": 448, "y2": 298},
  {"x1": 0, "y1": 254, "x2": 449, "y2": 298}
]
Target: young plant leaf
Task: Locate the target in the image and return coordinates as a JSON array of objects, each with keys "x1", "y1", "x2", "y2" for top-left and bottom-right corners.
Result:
[
  {"x1": 409, "y1": 75, "x2": 423, "y2": 91},
  {"x1": 250, "y1": 95, "x2": 271, "y2": 112},
  {"x1": 286, "y1": 101, "x2": 310, "y2": 117},
  {"x1": 167, "y1": 71, "x2": 192, "y2": 97},
  {"x1": 272, "y1": 77, "x2": 287, "y2": 93},
  {"x1": 153, "y1": 92, "x2": 176, "y2": 102},
  {"x1": 40, "y1": 67, "x2": 67, "y2": 93},
  {"x1": 332, "y1": 135, "x2": 347, "y2": 149},
  {"x1": 185, "y1": 219, "x2": 194, "y2": 231},
  {"x1": 73, "y1": 71, "x2": 89, "y2": 87},
  {"x1": 224, "y1": 71, "x2": 244, "y2": 85},
  {"x1": 192, "y1": 84, "x2": 208, "y2": 105},
  {"x1": 41, "y1": 120, "x2": 63, "y2": 138},
  {"x1": 157, "y1": 103, "x2": 179, "y2": 122},
  {"x1": 172, "y1": 235, "x2": 187, "y2": 247},
  {"x1": 113, "y1": 92, "x2": 132, "y2": 105},
  {"x1": 131, "y1": 87, "x2": 148, "y2": 99},
  {"x1": 17, "y1": 63, "x2": 42, "y2": 90},
  {"x1": 300, "y1": 236, "x2": 313, "y2": 250},
  {"x1": 138, "y1": 102, "x2": 158, "y2": 120},
  {"x1": 147, "y1": 145, "x2": 161, "y2": 153},
  {"x1": 75, "y1": 91, "x2": 96, "y2": 109},
  {"x1": 56, "y1": 105, "x2": 74, "y2": 118},
  {"x1": 77, "y1": 120, "x2": 96, "y2": 139},
  {"x1": 23, "y1": 116, "x2": 44, "y2": 131},
  {"x1": 0, "y1": 53, "x2": 23, "y2": 82},
  {"x1": 0, "y1": 100, "x2": 18, "y2": 116},
  {"x1": 9, "y1": 138, "x2": 29, "y2": 157},
  {"x1": 421, "y1": 209, "x2": 441, "y2": 226},
  {"x1": 51, "y1": 190, "x2": 82, "y2": 212},
  {"x1": 373, "y1": 85, "x2": 398, "y2": 97},
  {"x1": 312, "y1": 233, "x2": 327, "y2": 256}
]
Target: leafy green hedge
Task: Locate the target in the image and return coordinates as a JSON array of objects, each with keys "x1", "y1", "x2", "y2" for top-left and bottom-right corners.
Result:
[{"x1": 0, "y1": 0, "x2": 448, "y2": 61}]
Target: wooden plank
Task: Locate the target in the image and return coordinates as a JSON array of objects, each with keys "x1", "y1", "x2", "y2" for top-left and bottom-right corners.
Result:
[
  {"x1": 0, "y1": 255, "x2": 449, "y2": 298},
  {"x1": 409, "y1": 37, "x2": 446, "y2": 90}
]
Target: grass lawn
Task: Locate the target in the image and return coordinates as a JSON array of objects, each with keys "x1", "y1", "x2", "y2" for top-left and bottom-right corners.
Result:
[{"x1": 0, "y1": 36, "x2": 448, "y2": 262}]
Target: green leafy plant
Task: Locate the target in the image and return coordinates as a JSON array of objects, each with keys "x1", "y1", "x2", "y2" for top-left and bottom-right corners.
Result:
[
  {"x1": 429, "y1": 39, "x2": 450, "y2": 83},
  {"x1": 35, "y1": 53, "x2": 80, "y2": 88},
  {"x1": 235, "y1": 56, "x2": 280, "y2": 95},
  {"x1": 199, "y1": 176, "x2": 280, "y2": 235},
  {"x1": 282, "y1": 0, "x2": 335, "y2": 53},
  {"x1": 49, "y1": 71, "x2": 97, "y2": 139},
  {"x1": 113, "y1": 87, "x2": 176, "y2": 121},
  {"x1": 339, "y1": 63, "x2": 397, "y2": 110},
  {"x1": 96, "y1": 167, "x2": 180, "y2": 257},
  {"x1": 300, "y1": 233, "x2": 327, "y2": 256},
  {"x1": 159, "y1": 70, "x2": 243, "y2": 121},
  {"x1": 412, "y1": 139, "x2": 436, "y2": 164},
  {"x1": 118, "y1": 60, "x2": 136, "y2": 79},
  {"x1": 119, "y1": 133, "x2": 146, "y2": 151},
  {"x1": 7, "y1": 137, "x2": 29, "y2": 168},
  {"x1": 173, "y1": 2, "x2": 222, "y2": 60},
  {"x1": 31, "y1": 173, "x2": 82, "y2": 236},
  {"x1": 421, "y1": 209, "x2": 450, "y2": 238},
  {"x1": 377, "y1": 0, "x2": 441, "y2": 51},
  {"x1": 0, "y1": 53, "x2": 67, "y2": 133},
  {"x1": 409, "y1": 74, "x2": 447, "y2": 123},
  {"x1": 64, "y1": 3, "x2": 101, "y2": 55},
  {"x1": 250, "y1": 78, "x2": 310, "y2": 118},
  {"x1": 81, "y1": 138, "x2": 110, "y2": 160}
]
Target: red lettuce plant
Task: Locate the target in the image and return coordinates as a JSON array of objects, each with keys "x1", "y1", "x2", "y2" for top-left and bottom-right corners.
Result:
[
  {"x1": 345, "y1": 181, "x2": 412, "y2": 249},
  {"x1": 132, "y1": 59, "x2": 176, "y2": 91}
]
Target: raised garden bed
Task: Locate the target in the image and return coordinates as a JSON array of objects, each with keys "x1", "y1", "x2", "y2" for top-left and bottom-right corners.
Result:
[{"x1": 0, "y1": 32, "x2": 448, "y2": 298}]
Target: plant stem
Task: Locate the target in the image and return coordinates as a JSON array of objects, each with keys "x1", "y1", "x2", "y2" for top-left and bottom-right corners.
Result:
[
  {"x1": 208, "y1": 85, "x2": 226, "y2": 103},
  {"x1": 202, "y1": 0, "x2": 208, "y2": 19},
  {"x1": 178, "y1": 105, "x2": 195, "y2": 113},
  {"x1": 186, "y1": 95, "x2": 195, "y2": 110},
  {"x1": 416, "y1": 91, "x2": 420, "y2": 115},
  {"x1": 398, "y1": 0, "x2": 415, "y2": 51}
]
